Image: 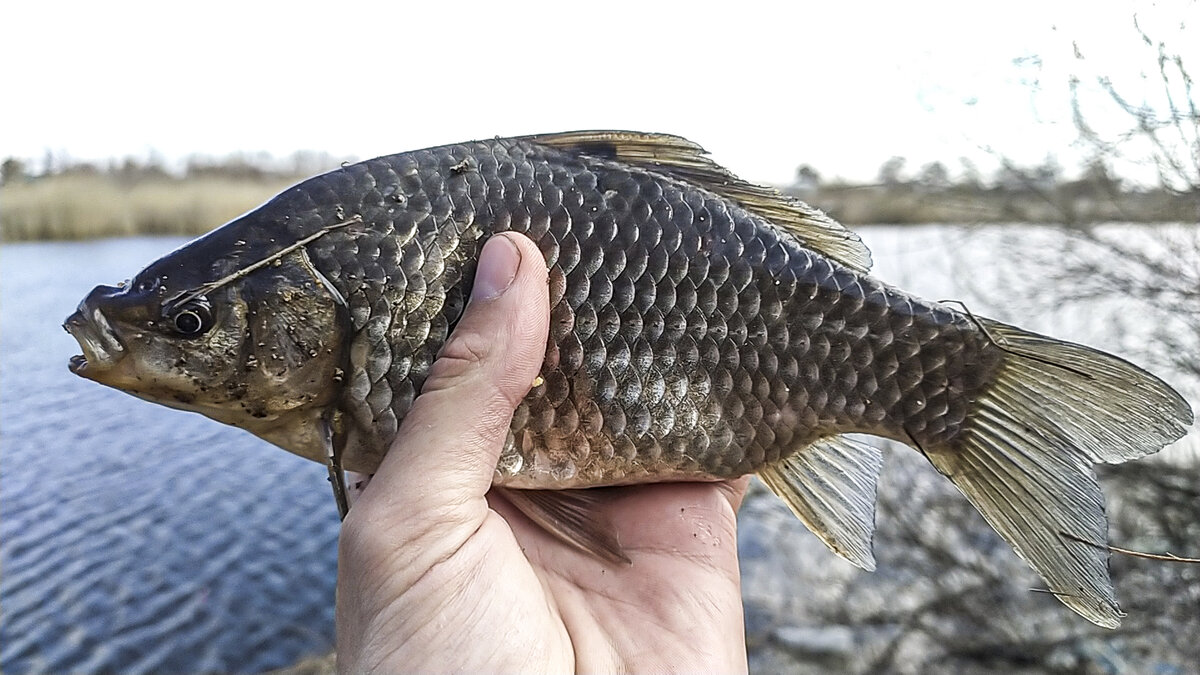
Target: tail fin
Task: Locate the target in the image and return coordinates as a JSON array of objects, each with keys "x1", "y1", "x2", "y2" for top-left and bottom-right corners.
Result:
[{"x1": 926, "y1": 318, "x2": 1192, "y2": 628}]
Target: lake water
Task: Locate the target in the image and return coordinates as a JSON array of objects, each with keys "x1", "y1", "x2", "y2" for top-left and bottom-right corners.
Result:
[
  {"x1": 2, "y1": 226, "x2": 1195, "y2": 673},
  {"x1": 1, "y1": 238, "x2": 340, "y2": 673}
]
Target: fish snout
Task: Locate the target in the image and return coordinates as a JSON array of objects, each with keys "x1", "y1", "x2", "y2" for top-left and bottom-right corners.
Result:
[
  {"x1": 64, "y1": 285, "x2": 129, "y2": 377},
  {"x1": 83, "y1": 283, "x2": 127, "y2": 307}
]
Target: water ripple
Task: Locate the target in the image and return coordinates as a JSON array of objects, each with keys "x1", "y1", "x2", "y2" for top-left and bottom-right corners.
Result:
[{"x1": 2, "y1": 239, "x2": 340, "y2": 673}]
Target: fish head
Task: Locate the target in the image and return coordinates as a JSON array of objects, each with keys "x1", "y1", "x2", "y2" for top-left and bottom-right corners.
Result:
[{"x1": 65, "y1": 233, "x2": 351, "y2": 462}]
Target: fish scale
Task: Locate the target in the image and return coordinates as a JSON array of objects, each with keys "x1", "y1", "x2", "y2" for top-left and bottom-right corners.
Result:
[
  {"x1": 263, "y1": 137, "x2": 1002, "y2": 483},
  {"x1": 66, "y1": 131, "x2": 1192, "y2": 627}
]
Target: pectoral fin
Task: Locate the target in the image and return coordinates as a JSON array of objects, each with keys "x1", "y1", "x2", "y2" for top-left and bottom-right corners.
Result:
[
  {"x1": 499, "y1": 488, "x2": 630, "y2": 565},
  {"x1": 758, "y1": 435, "x2": 883, "y2": 570}
]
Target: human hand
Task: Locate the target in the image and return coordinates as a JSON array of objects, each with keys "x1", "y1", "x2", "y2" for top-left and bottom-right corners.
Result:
[{"x1": 335, "y1": 232, "x2": 751, "y2": 673}]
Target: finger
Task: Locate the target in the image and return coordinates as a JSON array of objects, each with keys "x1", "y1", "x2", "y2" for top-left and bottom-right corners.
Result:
[
  {"x1": 716, "y1": 476, "x2": 752, "y2": 512},
  {"x1": 349, "y1": 232, "x2": 550, "y2": 535},
  {"x1": 345, "y1": 471, "x2": 371, "y2": 507}
]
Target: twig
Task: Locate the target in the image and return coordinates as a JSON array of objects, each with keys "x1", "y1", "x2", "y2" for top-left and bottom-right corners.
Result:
[{"x1": 164, "y1": 215, "x2": 362, "y2": 311}]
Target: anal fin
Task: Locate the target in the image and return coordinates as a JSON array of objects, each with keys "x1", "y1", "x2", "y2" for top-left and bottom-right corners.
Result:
[
  {"x1": 758, "y1": 435, "x2": 883, "y2": 570},
  {"x1": 499, "y1": 488, "x2": 631, "y2": 565}
]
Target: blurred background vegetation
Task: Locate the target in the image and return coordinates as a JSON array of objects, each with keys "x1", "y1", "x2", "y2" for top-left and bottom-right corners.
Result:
[
  {"x1": 0, "y1": 152, "x2": 352, "y2": 241},
  {"x1": 1, "y1": 144, "x2": 1194, "y2": 242}
]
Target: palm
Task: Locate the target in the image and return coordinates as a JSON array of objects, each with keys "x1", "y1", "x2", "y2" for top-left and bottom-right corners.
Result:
[
  {"x1": 340, "y1": 480, "x2": 750, "y2": 673},
  {"x1": 485, "y1": 480, "x2": 749, "y2": 672}
]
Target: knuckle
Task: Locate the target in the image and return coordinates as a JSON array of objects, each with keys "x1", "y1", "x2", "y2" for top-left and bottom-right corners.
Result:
[
  {"x1": 423, "y1": 332, "x2": 529, "y2": 410},
  {"x1": 422, "y1": 331, "x2": 492, "y2": 390},
  {"x1": 439, "y1": 330, "x2": 492, "y2": 367}
]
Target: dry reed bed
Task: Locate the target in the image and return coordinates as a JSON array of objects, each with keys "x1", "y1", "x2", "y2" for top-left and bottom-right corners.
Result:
[
  {"x1": 4, "y1": 173, "x2": 1193, "y2": 243},
  {"x1": 1, "y1": 174, "x2": 302, "y2": 241}
]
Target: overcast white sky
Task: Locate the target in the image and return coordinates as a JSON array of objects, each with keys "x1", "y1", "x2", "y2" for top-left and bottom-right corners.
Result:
[{"x1": 4, "y1": 0, "x2": 1195, "y2": 184}]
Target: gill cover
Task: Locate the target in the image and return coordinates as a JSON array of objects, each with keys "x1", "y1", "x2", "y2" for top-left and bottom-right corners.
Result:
[{"x1": 235, "y1": 247, "x2": 350, "y2": 428}]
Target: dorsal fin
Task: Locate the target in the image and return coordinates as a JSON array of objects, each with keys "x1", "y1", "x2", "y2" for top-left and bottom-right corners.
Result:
[{"x1": 525, "y1": 130, "x2": 872, "y2": 273}]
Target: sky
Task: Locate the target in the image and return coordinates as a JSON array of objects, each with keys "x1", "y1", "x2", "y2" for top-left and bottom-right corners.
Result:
[{"x1": 4, "y1": 0, "x2": 1195, "y2": 185}]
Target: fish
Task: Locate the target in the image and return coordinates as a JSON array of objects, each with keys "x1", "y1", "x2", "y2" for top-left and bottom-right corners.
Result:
[{"x1": 64, "y1": 131, "x2": 1192, "y2": 628}]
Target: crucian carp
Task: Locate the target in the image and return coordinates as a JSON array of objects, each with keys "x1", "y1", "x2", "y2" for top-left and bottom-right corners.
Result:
[{"x1": 65, "y1": 131, "x2": 1193, "y2": 627}]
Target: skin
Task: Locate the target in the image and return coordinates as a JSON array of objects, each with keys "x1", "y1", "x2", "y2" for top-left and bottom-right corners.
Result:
[{"x1": 335, "y1": 232, "x2": 751, "y2": 673}]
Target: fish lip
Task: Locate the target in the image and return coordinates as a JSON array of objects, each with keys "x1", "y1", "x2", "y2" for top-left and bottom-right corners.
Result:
[
  {"x1": 64, "y1": 305, "x2": 127, "y2": 376},
  {"x1": 68, "y1": 353, "x2": 89, "y2": 374}
]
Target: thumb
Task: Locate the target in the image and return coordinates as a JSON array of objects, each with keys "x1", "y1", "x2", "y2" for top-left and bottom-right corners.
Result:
[{"x1": 344, "y1": 231, "x2": 550, "y2": 545}]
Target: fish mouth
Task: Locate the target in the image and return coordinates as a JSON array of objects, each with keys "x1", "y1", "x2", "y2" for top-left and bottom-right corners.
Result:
[{"x1": 64, "y1": 304, "x2": 127, "y2": 377}]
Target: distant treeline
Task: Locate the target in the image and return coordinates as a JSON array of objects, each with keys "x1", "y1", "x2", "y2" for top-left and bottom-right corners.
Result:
[
  {"x1": 2, "y1": 153, "x2": 1196, "y2": 242},
  {"x1": 788, "y1": 157, "x2": 1199, "y2": 225}
]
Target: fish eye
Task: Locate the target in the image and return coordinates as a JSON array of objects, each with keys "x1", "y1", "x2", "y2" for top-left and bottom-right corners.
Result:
[
  {"x1": 135, "y1": 278, "x2": 159, "y2": 293},
  {"x1": 170, "y1": 303, "x2": 212, "y2": 337}
]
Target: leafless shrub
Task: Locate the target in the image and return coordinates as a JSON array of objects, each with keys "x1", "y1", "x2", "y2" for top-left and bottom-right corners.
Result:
[
  {"x1": 1070, "y1": 15, "x2": 1199, "y2": 198},
  {"x1": 912, "y1": 8, "x2": 1200, "y2": 672},
  {"x1": 742, "y1": 11, "x2": 1199, "y2": 674}
]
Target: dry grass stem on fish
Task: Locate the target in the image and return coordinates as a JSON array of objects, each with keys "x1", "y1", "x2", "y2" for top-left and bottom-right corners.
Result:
[
  {"x1": 1058, "y1": 532, "x2": 1200, "y2": 564},
  {"x1": 64, "y1": 131, "x2": 1193, "y2": 628}
]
